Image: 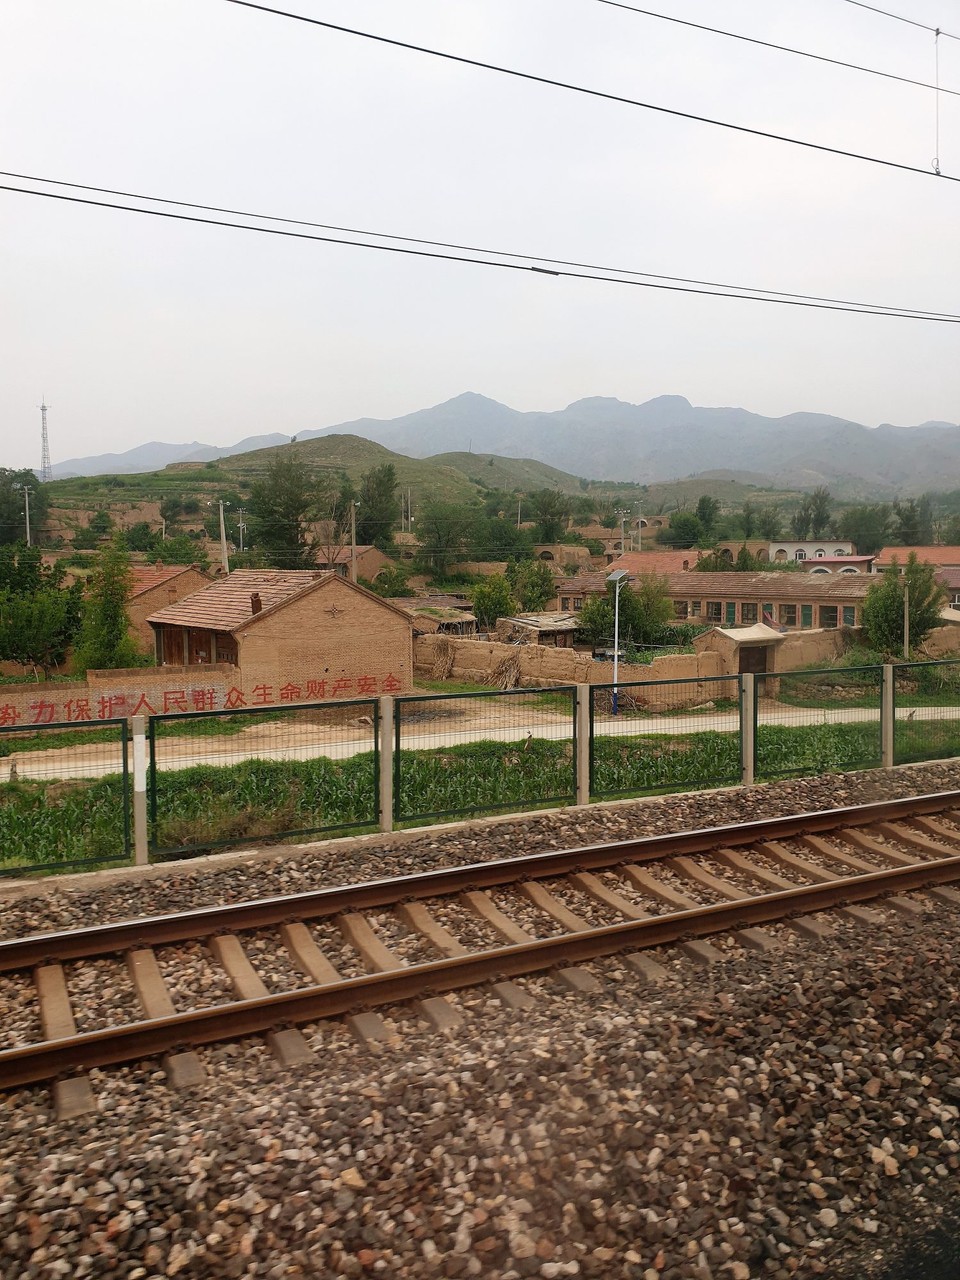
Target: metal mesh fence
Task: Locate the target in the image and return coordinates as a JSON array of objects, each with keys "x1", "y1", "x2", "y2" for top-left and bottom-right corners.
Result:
[
  {"x1": 0, "y1": 718, "x2": 130, "y2": 875},
  {"x1": 148, "y1": 699, "x2": 379, "y2": 857},
  {"x1": 755, "y1": 666, "x2": 883, "y2": 780},
  {"x1": 393, "y1": 687, "x2": 577, "y2": 824},
  {"x1": 589, "y1": 675, "x2": 743, "y2": 799},
  {"x1": 893, "y1": 660, "x2": 960, "y2": 765}
]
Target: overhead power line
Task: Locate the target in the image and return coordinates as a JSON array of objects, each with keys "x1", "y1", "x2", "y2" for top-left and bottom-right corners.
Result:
[
  {"x1": 839, "y1": 0, "x2": 960, "y2": 41},
  {"x1": 224, "y1": 0, "x2": 958, "y2": 185},
  {"x1": 3, "y1": 175, "x2": 959, "y2": 324},
  {"x1": 3, "y1": 169, "x2": 956, "y2": 320},
  {"x1": 592, "y1": 0, "x2": 960, "y2": 96}
]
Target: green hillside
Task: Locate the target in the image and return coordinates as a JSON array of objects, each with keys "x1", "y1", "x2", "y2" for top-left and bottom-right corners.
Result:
[{"x1": 429, "y1": 451, "x2": 587, "y2": 494}]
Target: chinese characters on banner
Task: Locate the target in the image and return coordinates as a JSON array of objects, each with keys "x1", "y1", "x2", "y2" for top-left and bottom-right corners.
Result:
[{"x1": 0, "y1": 673, "x2": 404, "y2": 726}]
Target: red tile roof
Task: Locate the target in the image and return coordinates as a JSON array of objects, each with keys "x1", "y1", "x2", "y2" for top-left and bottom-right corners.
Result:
[
  {"x1": 130, "y1": 564, "x2": 200, "y2": 597},
  {"x1": 146, "y1": 569, "x2": 333, "y2": 632},
  {"x1": 875, "y1": 546, "x2": 960, "y2": 567},
  {"x1": 606, "y1": 550, "x2": 699, "y2": 574}
]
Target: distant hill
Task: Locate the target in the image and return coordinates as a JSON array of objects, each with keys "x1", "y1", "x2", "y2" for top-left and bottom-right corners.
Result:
[
  {"x1": 50, "y1": 433, "x2": 291, "y2": 479},
  {"x1": 428, "y1": 451, "x2": 587, "y2": 494}
]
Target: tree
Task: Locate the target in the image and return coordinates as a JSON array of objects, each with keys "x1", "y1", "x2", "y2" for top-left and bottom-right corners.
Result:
[
  {"x1": 790, "y1": 498, "x2": 813, "y2": 540},
  {"x1": 248, "y1": 454, "x2": 317, "y2": 569},
  {"x1": 367, "y1": 564, "x2": 409, "y2": 597},
  {"x1": 576, "y1": 577, "x2": 672, "y2": 648},
  {"x1": 663, "y1": 512, "x2": 703, "y2": 548},
  {"x1": 125, "y1": 521, "x2": 156, "y2": 552},
  {"x1": 0, "y1": 542, "x2": 65, "y2": 595},
  {"x1": 0, "y1": 589, "x2": 80, "y2": 678},
  {"x1": 835, "y1": 503, "x2": 890, "y2": 556},
  {"x1": 507, "y1": 559, "x2": 555, "y2": 611},
  {"x1": 695, "y1": 495, "x2": 721, "y2": 539},
  {"x1": 576, "y1": 594, "x2": 613, "y2": 645},
  {"x1": 472, "y1": 575, "x2": 516, "y2": 628},
  {"x1": 73, "y1": 537, "x2": 147, "y2": 672},
  {"x1": 809, "y1": 487, "x2": 832, "y2": 538},
  {"x1": 88, "y1": 508, "x2": 114, "y2": 537},
  {"x1": 356, "y1": 464, "x2": 400, "y2": 548},
  {"x1": 862, "y1": 553, "x2": 946, "y2": 656},
  {"x1": 416, "y1": 500, "x2": 477, "y2": 576},
  {"x1": 0, "y1": 469, "x2": 48, "y2": 547},
  {"x1": 152, "y1": 534, "x2": 210, "y2": 570},
  {"x1": 892, "y1": 497, "x2": 933, "y2": 547},
  {"x1": 757, "y1": 505, "x2": 781, "y2": 540},
  {"x1": 530, "y1": 489, "x2": 570, "y2": 543},
  {"x1": 740, "y1": 501, "x2": 758, "y2": 539}
]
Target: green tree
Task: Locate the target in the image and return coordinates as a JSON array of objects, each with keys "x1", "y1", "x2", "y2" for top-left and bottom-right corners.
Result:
[
  {"x1": 73, "y1": 537, "x2": 147, "y2": 672},
  {"x1": 507, "y1": 559, "x2": 555, "y2": 611},
  {"x1": 576, "y1": 594, "x2": 613, "y2": 645},
  {"x1": 757, "y1": 505, "x2": 781, "y2": 540},
  {"x1": 862, "y1": 553, "x2": 946, "y2": 656},
  {"x1": 809, "y1": 487, "x2": 832, "y2": 538},
  {"x1": 153, "y1": 534, "x2": 210, "y2": 570},
  {"x1": 530, "y1": 489, "x2": 570, "y2": 543},
  {"x1": 125, "y1": 521, "x2": 156, "y2": 552},
  {"x1": 0, "y1": 469, "x2": 48, "y2": 547},
  {"x1": 416, "y1": 500, "x2": 477, "y2": 576},
  {"x1": 248, "y1": 454, "x2": 317, "y2": 569},
  {"x1": 472, "y1": 575, "x2": 516, "y2": 627},
  {"x1": 356, "y1": 464, "x2": 400, "y2": 548},
  {"x1": 790, "y1": 499, "x2": 813, "y2": 540},
  {"x1": 0, "y1": 542, "x2": 65, "y2": 594},
  {"x1": 576, "y1": 577, "x2": 672, "y2": 648},
  {"x1": 663, "y1": 512, "x2": 703, "y2": 548},
  {"x1": 740, "y1": 500, "x2": 758, "y2": 539},
  {"x1": 835, "y1": 504, "x2": 891, "y2": 556},
  {"x1": 88, "y1": 508, "x2": 114, "y2": 537},
  {"x1": 0, "y1": 588, "x2": 80, "y2": 678},
  {"x1": 367, "y1": 563, "x2": 409, "y2": 597},
  {"x1": 695, "y1": 495, "x2": 721, "y2": 538}
]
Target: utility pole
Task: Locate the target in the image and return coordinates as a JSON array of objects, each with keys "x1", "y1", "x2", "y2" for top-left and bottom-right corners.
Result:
[
  {"x1": 237, "y1": 508, "x2": 246, "y2": 554},
  {"x1": 517, "y1": 497, "x2": 522, "y2": 530},
  {"x1": 903, "y1": 583, "x2": 910, "y2": 659},
  {"x1": 616, "y1": 508, "x2": 629, "y2": 556},
  {"x1": 18, "y1": 484, "x2": 33, "y2": 547},
  {"x1": 209, "y1": 500, "x2": 230, "y2": 573},
  {"x1": 635, "y1": 501, "x2": 642, "y2": 552},
  {"x1": 38, "y1": 399, "x2": 52, "y2": 484},
  {"x1": 350, "y1": 501, "x2": 358, "y2": 583}
]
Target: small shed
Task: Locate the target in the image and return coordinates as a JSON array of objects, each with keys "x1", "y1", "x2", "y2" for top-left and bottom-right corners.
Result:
[
  {"x1": 693, "y1": 622, "x2": 786, "y2": 676},
  {"x1": 398, "y1": 604, "x2": 478, "y2": 636},
  {"x1": 495, "y1": 612, "x2": 580, "y2": 648}
]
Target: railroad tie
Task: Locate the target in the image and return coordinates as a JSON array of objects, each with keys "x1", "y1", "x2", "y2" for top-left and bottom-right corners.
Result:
[
  {"x1": 911, "y1": 814, "x2": 960, "y2": 846},
  {"x1": 279, "y1": 923, "x2": 391, "y2": 1046},
  {"x1": 857, "y1": 824, "x2": 960, "y2": 905},
  {"x1": 568, "y1": 872, "x2": 667, "y2": 984},
  {"x1": 517, "y1": 882, "x2": 602, "y2": 993},
  {"x1": 757, "y1": 843, "x2": 882, "y2": 925},
  {"x1": 795, "y1": 836, "x2": 924, "y2": 918},
  {"x1": 207, "y1": 935, "x2": 313, "y2": 1066},
  {"x1": 619, "y1": 866, "x2": 725, "y2": 965},
  {"x1": 395, "y1": 902, "x2": 533, "y2": 1012},
  {"x1": 663, "y1": 857, "x2": 777, "y2": 953},
  {"x1": 709, "y1": 850, "x2": 832, "y2": 941},
  {"x1": 125, "y1": 949, "x2": 205, "y2": 1088},
  {"x1": 33, "y1": 963, "x2": 97, "y2": 1119},
  {"x1": 459, "y1": 889, "x2": 598, "y2": 994},
  {"x1": 338, "y1": 913, "x2": 463, "y2": 1032}
]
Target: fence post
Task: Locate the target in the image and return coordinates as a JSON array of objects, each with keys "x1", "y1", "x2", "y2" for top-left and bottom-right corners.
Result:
[
  {"x1": 576, "y1": 684, "x2": 591, "y2": 806},
  {"x1": 379, "y1": 696, "x2": 394, "y2": 833},
  {"x1": 740, "y1": 674, "x2": 755, "y2": 786},
  {"x1": 881, "y1": 663, "x2": 895, "y2": 768},
  {"x1": 132, "y1": 715, "x2": 149, "y2": 866}
]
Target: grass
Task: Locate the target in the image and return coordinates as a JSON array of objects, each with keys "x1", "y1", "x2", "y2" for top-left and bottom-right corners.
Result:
[{"x1": 0, "y1": 776, "x2": 129, "y2": 874}]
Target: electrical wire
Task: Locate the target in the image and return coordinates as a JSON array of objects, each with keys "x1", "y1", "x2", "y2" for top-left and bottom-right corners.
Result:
[
  {"x1": 4, "y1": 179, "x2": 958, "y2": 324},
  {"x1": 839, "y1": 0, "x2": 960, "y2": 41},
  {"x1": 591, "y1": 0, "x2": 960, "y2": 97},
  {"x1": 224, "y1": 0, "x2": 960, "y2": 185},
  {"x1": 3, "y1": 169, "x2": 957, "y2": 320}
]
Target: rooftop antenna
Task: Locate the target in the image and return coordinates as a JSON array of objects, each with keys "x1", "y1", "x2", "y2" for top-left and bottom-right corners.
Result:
[{"x1": 38, "y1": 397, "x2": 52, "y2": 483}]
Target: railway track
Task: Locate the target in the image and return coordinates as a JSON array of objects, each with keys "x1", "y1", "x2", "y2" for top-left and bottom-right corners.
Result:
[{"x1": 5, "y1": 790, "x2": 960, "y2": 1117}]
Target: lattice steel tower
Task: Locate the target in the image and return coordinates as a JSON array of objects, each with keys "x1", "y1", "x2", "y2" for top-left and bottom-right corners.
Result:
[{"x1": 39, "y1": 399, "x2": 52, "y2": 483}]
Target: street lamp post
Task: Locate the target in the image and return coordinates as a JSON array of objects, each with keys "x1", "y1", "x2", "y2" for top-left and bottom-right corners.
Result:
[{"x1": 607, "y1": 569, "x2": 628, "y2": 715}]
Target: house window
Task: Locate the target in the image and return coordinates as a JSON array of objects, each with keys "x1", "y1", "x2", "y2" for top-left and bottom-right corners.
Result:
[
  {"x1": 815, "y1": 549, "x2": 825, "y2": 558},
  {"x1": 572, "y1": 597, "x2": 583, "y2": 610},
  {"x1": 952, "y1": 592, "x2": 960, "y2": 607},
  {"x1": 842, "y1": 606, "x2": 856, "y2": 626},
  {"x1": 834, "y1": 549, "x2": 845, "y2": 557},
  {"x1": 795, "y1": 550, "x2": 807, "y2": 561},
  {"x1": 811, "y1": 567, "x2": 829, "y2": 575},
  {"x1": 690, "y1": 600, "x2": 702, "y2": 616},
  {"x1": 762, "y1": 603, "x2": 777, "y2": 624},
  {"x1": 706, "y1": 601, "x2": 722, "y2": 622},
  {"x1": 741, "y1": 603, "x2": 758, "y2": 624},
  {"x1": 800, "y1": 605, "x2": 813, "y2": 628},
  {"x1": 781, "y1": 604, "x2": 797, "y2": 627},
  {"x1": 673, "y1": 600, "x2": 689, "y2": 619},
  {"x1": 820, "y1": 605, "x2": 839, "y2": 628},
  {"x1": 725, "y1": 601, "x2": 736, "y2": 625},
  {"x1": 216, "y1": 635, "x2": 238, "y2": 665}
]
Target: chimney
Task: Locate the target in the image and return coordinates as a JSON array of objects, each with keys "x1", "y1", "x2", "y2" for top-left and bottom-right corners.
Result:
[{"x1": 251, "y1": 592, "x2": 262, "y2": 615}]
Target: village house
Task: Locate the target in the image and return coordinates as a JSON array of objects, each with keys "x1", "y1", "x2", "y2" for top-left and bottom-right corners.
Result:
[
  {"x1": 313, "y1": 544, "x2": 392, "y2": 581},
  {"x1": 127, "y1": 563, "x2": 210, "y2": 651},
  {"x1": 554, "y1": 570, "x2": 873, "y2": 631},
  {"x1": 147, "y1": 569, "x2": 413, "y2": 704},
  {"x1": 874, "y1": 546, "x2": 960, "y2": 573},
  {"x1": 389, "y1": 595, "x2": 478, "y2": 636},
  {"x1": 770, "y1": 540, "x2": 856, "y2": 563},
  {"x1": 495, "y1": 612, "x2": 580, "y2": 647}
]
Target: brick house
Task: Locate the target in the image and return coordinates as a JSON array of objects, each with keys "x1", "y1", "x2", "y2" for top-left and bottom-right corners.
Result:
[
  {"x1": 127, "y1": 564, "x2": 210, "y2": 651},
  {"x1": 147, "y1": 569, "x2": 413, "y2": 703}
]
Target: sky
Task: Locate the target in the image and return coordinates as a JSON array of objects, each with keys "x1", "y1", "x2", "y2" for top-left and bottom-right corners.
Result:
[{"x1": 2, "y1": 0, "x2": 959, "y2": 472}]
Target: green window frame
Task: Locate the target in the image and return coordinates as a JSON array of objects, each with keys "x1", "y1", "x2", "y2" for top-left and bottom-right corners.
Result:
[
  {"x1": 842, "y1": 606, "x2": 856, "y2": 626},
  {"x1": 800, "y1": 604, "x2": 813, "y2": 628},
  {"x1": 725, "y1": 601, "x2": 737, "y2": 625}
]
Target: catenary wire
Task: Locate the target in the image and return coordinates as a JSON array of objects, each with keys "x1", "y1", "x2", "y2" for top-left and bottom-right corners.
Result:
[
  {"x1": 839, "y1": 0, "x2": 960, "y2": 41},
  {"x1": 3, "y1": 180, "x2": 959, "y2": 324},
  {"x1": 224, "y1": 0, "x2": 960, "y2": 185},
  {"x1": 3, "y1": 169, "x2": 957, "y2": 320},
  {"x1": 591, "y1": 0, "x2": 960, "y2": 96}
]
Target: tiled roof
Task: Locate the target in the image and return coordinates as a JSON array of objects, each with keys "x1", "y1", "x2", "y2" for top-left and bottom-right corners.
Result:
[
  {"x1": 876, "y1": 546, "x2": 960, "y2": 566},
  {"x1": 146, "y1": 569, "x2": 333, "y2": 632},
  {"x1": 388, "y1": 594, "x2": 473, "y2": 610},
  {"x1": 606, "y1": 551, "x2": 699, "y2": 574},
  {"x1": 556, "y1": 570, "x2": 873, "y2": 602},
  {"x1": 937, "y1": 567, "x2": 960, "y2": 589},
  {"x1": 130, "y1": 564, "x2": 199, "y2": 597}
]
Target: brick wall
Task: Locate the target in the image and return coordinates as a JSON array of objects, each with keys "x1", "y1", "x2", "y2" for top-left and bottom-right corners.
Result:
[
  {"x1": 0, "y1": 665, "x2": 237, "y2": 727},
  {"x1": 127, "y1": 568, "x2": 210, "y2": 651}
]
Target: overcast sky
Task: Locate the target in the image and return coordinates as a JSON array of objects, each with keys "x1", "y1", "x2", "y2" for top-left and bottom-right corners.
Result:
[{"x1": 2, "y1": 0, "x2": 959, "y2": 472}]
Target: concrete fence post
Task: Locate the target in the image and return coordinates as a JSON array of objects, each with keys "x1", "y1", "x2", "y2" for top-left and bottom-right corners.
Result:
[
  {"x1": 881, "y1": 664, "x2": 895, "y2": 769},
  {"x1": 576, "y1": 684, "x2": 591, "y2": 806},
  {"x1": 131, "y1": 715, "x2": 149, "y2": 866},
  {"x1": 740, "y1": 674, "x2": 756, "y2": 786},
  {"x1": 379, "y1": 696, "x2": 394, "y2": 834}
]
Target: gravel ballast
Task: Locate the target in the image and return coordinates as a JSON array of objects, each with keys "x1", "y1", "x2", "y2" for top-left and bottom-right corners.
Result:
[{"x1": 1, "y1": 763, "x2": 960, "y2": 1278}]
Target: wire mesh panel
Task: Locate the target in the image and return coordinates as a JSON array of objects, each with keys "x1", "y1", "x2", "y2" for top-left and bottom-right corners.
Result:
[
  {"x1": 893, "y1": 660, "x2": 960, "y2": 765},
  {"x1": 0, "y1": 718, "x2": 130, "y2": 876},
  {"x1": 755, "y1": 666, "x2": 883, "y2": 780},
  {"x1": 393, "y1": 687, "x2": 577, "y2": 824},
  {"x1": 148, "y1": 699, "x2": 379, "y2": 858},
  {"x1": 589, "y1": 675, "x2": 743, "y2": 799}
]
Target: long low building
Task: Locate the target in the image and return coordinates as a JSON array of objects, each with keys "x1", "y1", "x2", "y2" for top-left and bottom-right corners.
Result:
[{"x1": 555, "y1": 570, "x2": 873, "y2": 631}]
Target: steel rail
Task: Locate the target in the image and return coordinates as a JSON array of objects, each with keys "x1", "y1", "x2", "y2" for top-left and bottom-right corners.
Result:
[
  {"x1": 3, "y1": 850, "x2": 960, "y2": 1089},
  {"x1": 1, "y1": 790, "x2": 957, "y2": 973}
]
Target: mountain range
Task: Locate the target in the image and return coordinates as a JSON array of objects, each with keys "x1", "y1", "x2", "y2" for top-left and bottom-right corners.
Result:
[{"x1": 50, "y1": 394, "x2": 960, "y2": 498}]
